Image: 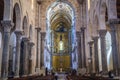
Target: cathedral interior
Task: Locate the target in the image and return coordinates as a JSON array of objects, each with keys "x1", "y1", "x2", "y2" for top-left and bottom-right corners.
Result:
[{"x1": 0, "y1": 0, "x2": 120, "y2": 80}]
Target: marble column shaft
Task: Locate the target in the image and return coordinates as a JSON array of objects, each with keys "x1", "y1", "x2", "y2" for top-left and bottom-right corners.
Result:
[
  {"x1": 99, "y1": 30, "x2": 108, "y2": 73},
  {"x1": 81, "y1": 27, "x2": 86, "y2": 68},
  {"x1": 92, "y1": 36, "x2": 99, "y2": 73},
  {"x1": 41, "y1": 32, "x2": 45, "y2": 68},
  {"x1": 22, "y1": 37, "x2": 29, "y2": 75},
  {"x1": 35, "y1": 27, "x2": 41, "y2": 69},
  {"x1": 28, "y1": 42, "x2": 34, "y2": 74},
  {"x1": 109, "y1": 19, "x2": 119, "y2": 75},
  {"x1": 14, "y1": 31, "x2": 23, "y2": 77},
  {"x1": 77, "y1": 32, "x2": 82, "y2": 68},
  {"x1": 88, "y1": 41, "x2": 94, "y2": 73},
  {"x1": 1, "y1": 21, "x2": 13, "y2": 79}
]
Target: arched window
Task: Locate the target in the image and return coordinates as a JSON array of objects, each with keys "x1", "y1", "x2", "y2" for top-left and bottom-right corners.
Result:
[{"x1": 59, "y1": 41, "x2": 64, "y2": 50}]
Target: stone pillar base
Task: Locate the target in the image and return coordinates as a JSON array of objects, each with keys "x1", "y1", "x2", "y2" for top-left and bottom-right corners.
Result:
[
  {"x1": 40, "y1": 69, "x2": 45, "y2": 75},
  {"x1": 22, "y1": 75, "x2": 27, "y2": 77},
  {"x1": 14, "y1": 76, "x2": 19, "y2": 78},
  {"x1": 102, "y1": 75, "x2": 108, "y2": 77},
  {"x1": 29, "y1": 74, "x2": 33, "y2": 76},
  {"x1": 35, "y1": 68, "x2": 40, "y2": 74},
  {"x1": 0, "y1": 77, "x2": 8, "y2": 80}
]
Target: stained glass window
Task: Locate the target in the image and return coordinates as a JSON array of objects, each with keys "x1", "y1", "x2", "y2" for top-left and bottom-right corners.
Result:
[{"x1": 59, "y1": 41, "x2": 64, "y2": 50}]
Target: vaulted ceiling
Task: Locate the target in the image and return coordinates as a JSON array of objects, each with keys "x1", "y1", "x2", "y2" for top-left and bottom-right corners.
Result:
[{"x1": 47, "y1": 1, "x2": 74, "y2": 30}]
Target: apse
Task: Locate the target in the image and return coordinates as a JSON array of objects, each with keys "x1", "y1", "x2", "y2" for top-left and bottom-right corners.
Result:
[{"x1": 45, "y1": 1, "x2": 77, "y2": 72}]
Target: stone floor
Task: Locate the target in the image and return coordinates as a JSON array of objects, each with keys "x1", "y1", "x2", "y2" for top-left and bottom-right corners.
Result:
[{"x1": 56, "y1": 73, "x2": 66, "y2": 80}]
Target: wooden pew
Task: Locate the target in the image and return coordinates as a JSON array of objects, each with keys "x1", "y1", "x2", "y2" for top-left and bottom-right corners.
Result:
[
  {"x1": 8, "y1": 75, "x2": 40, "y2": 80},
  {"x1": 66, "y1": 75, "x2": 119, "y2": 80}
]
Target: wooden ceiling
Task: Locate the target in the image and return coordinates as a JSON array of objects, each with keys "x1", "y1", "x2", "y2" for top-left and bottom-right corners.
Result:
[
  {"x1": 117, "y1": 0, "x2": 120, "y2": 18},
  {"x1": 0, "y1": 0, "x2": 4, "y2": 21}
]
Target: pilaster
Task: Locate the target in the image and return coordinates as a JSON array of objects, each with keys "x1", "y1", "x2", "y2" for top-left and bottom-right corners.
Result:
[
  {"x1": 35, "y1": 27, "x2": 41, "y2": 73},
  {"x1": 92, "y1": 36, "x2": 99, "y2": 73},
  {"x1": 88, "y1": 41, "x2": 94, "y2": 74},
  {"x1": 98, "y1": 30, "x2": 108, "y2": 74},
  {"x1": 22, "y1": 37, "x2": 29, "y2": 76},
  {"x1": 81, "y1": 27, "x2": 86, "y2": 68}
]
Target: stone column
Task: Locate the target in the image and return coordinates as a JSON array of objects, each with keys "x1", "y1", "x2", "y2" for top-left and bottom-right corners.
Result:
[
  {"x1": 1, "y1": 20, "x2": 13, "y2": 80},
  {"x1": 69, "y1": 30, "x2": 72, "y2": 68},
  {"x1": 76, "y1": 32, "x2": 82, "y2": 68},
  {"x1": 88, "y1": 41, "x2": 94, "y2": 74},
  {"x1": 35, "y1": 27, "x2": 41, "y2": 72},
  {"x1": 28, "y1": 42, "x2": 34, "y2": 75},
  {"x1": 99, "y1": 30, "x2": 108, "y2": 74},
  {"x1": 41, "y1": 32, "x2": 45, "y2": 68},
  {"x1": 92, "y1": 36, "x2": 99, "y2": 73},
  {"x1": 14, "y1": 31, "x2": 23, "y2": 77},
  {"x1": 109, "y1": 19, "x2": 119, "y2": 76},
  {"x1": 81, "y1": 27, "x2": 86, "y2": 68},
  {"x1": 22, "y1": 37, "x2": 29, "y2": 76}
]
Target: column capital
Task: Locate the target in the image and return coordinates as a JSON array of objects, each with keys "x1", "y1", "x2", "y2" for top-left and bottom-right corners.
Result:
[
  {"x1": 1, "y1": 20, "x2": 14, "y2": 32},
  {"x1": 81, "y1": 27, "x2": 86, "y2": 32},
  {"x1": 98, "y1": 29, "x2": 107, "y2": 38},
  {"x1": 28, "y1": 42, "x2": 35, "y2": 47},
  {"x1": 108, "y1": 19, "x2": 120, "y2": 24},
  {"x1": 92, "y1": 36, "x2": 99, "y2": 41},
  {"x1": 35, "y1": 27, "x2": 41, "y2": 32},
  {"x1": 14, "y1": 30, "x2": 23, "y2": 38},
  {"x1": 88, "y1": 41, "x2": 94, "y2": 47},
  {"x1": 22, "y1": 37, "x2": 29, "y2": 42},
  {"x1": 37, "y1": 0, "x2": 42, "y2": 5}
]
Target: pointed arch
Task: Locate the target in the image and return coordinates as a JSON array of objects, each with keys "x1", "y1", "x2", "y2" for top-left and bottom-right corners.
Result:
[
  {"x1": 92, "y1": 14, "x2": 99, "y2": 36},
  {"x1": 22, "y1": 16, "x2": 28, "y2": 37},
  {"x1": 99, "y1": 2, "x2": 108, "y2": 29},
  {"x1": 13, "y1": 3, "x2": 22, "y2": 30}
]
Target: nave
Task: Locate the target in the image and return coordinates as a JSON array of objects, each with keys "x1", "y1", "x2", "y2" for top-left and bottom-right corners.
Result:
[{"x1": 0, "y1": 0, "x2": 120, "y2": 80}]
